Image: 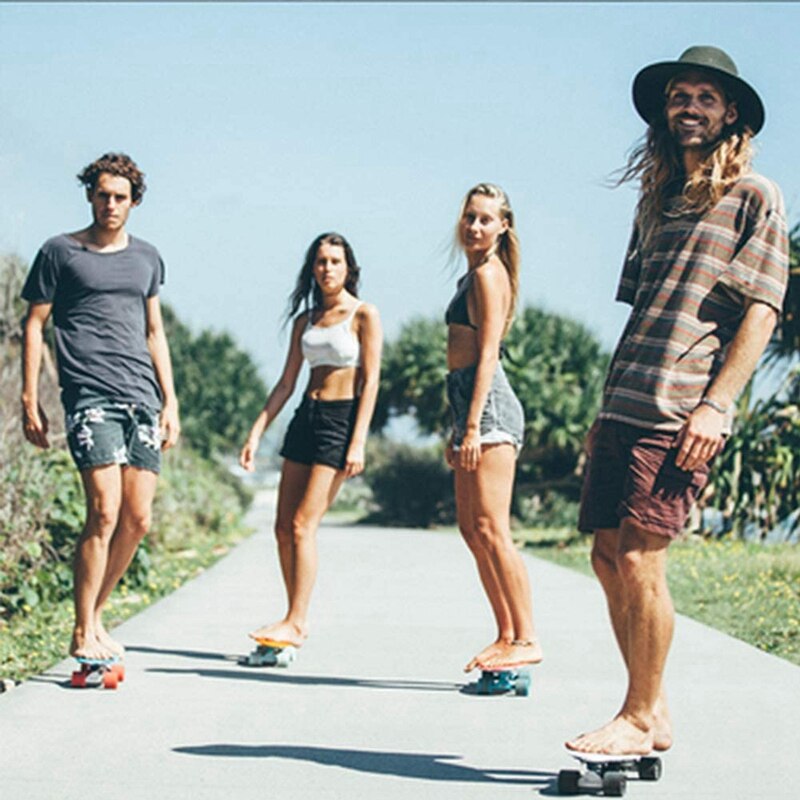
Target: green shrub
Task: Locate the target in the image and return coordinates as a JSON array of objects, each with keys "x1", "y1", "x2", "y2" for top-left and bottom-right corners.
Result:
[{"x1": 363, "y1": 440, "x2": 455, "y2": 528}]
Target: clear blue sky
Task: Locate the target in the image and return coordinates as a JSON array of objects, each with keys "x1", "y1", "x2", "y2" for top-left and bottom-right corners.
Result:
[{"x1": 2, "y1": 2, "x2": 798, "y2": 385}]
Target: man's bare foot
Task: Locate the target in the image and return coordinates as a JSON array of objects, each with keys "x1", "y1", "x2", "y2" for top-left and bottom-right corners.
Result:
[
  {"x1": 566, "y1": 714, "x2": 654, "y2": 756},
  {"x1": 653, "y1": 697, "x2": 673, "y2": 751},
  {"x1": 95, "y1": 620, "x2": 125, "y2": 658},
  {"x1": 249, "y1": 619, "x2": 306, "y2": 647},
  {"x1": 70, "y1": 629, "x2": 115, "y2": 661},
  {"x1": 464, "y1": 639, "x2": 509, "y2": 673},
  {"x1": 479, "y1": 638, "x2": 543, "y2": 670}
]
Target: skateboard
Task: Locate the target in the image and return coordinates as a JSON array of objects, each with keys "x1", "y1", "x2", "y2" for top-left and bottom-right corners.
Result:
[
  {"x1": 239, "y1": 638, "x2": 297, "y2": 668},
  {"x1": 70, "y1": 657, "x2": 125, "y2": 689},
  {"x1": 558, "y1": 749, "x2": 662, "y2": 796},
  {"x1": 469, "y1": 668, "x2": 531, "y2": 696}
]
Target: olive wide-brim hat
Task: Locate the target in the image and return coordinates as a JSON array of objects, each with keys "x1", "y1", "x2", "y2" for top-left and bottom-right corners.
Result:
[{"x1": 633, "y1": 45, "x2": 765, "y2": 135}]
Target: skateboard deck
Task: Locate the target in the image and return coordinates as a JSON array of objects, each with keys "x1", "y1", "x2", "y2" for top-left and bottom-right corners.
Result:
[
  {"x1": 70, "y1": 657, "x2": 125, "y2": 689},
  {"x1": 558, "y1": 748, "x2": 662, "y2": 796},
  {"x1": 466, "y1": 667, "x2": 531, "y2": 696},
  {"x1": 239, "y1": 638, "x2": 298, "y2": 668}
]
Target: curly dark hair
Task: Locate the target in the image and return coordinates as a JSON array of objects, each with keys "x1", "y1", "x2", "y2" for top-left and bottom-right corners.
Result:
[
  {"x1": 76, "y1": 152, "x2": 147, "y2": 204},
  {"x1": 285, "y1": 233, "x2": 361, "y2": 325}
]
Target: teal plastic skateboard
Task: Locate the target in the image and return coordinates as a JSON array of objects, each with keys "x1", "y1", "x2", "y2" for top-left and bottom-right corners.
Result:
[
  {"x1": 70, "y1": 657, "x2": 125, "y2": 689},
  {"x1": 239, "y1": 638, "x2": 297, "y2": 668},
  {"x1": 558, "y1": 749, "x2": 662, "y2": 796},
  {"x1": 470, "y1": 668, "x2": 531, "y2": 696}
]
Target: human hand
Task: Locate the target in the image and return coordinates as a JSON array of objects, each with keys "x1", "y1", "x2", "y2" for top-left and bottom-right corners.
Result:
[
  {"x1": 674, "y1": 404, "x2": 725, "y2": 471},
  {"x1": 239, "y1": 437, "x2": 260, "y2": 472},
  {"x1": 459, "y1": 428, "x2": 482, "y2": 472},
  {"x1": 159, "y1": 402, "x2": 181, "y2": 450},
  {"x1": 22, "y1": 402, "x2": 49, "y2": 449},
  {"x1": 344, "y1": 441, "x2": 365, "y2": 478}
]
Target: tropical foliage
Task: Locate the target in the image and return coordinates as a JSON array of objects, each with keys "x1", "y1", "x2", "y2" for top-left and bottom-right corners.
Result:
[
  {"x1": 372, "y1": 305, "x2": 609, "y2": 524},
  {"x1": 161, "y1": 304, "x2": 267, "y2": 457},
  {"x1": 703, "y1": 227, "x2": 800, "y2": 540}
]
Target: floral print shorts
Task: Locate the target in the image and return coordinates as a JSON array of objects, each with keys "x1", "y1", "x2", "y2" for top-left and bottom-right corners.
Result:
[{"x1": 65, "y1": 395, "x2": 162, "y2": 474}]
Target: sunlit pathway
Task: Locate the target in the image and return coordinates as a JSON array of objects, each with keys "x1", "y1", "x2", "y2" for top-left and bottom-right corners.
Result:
[{"x1": 1, "y1": 491, "x2": 798, "y2": 799}]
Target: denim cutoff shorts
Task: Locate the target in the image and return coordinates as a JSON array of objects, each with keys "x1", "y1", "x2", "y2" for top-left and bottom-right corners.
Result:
[
  {"x1": 446, "y1": 364, "x2": 525, "y2": 456},
  {"x1": 64, "y1": 393, "x2": 162, "y2": 474}
]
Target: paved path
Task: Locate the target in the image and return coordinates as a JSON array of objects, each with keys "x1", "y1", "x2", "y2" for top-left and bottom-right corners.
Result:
[{"x1": 1, "y1": 491, "x2": 798, "y2": 799}]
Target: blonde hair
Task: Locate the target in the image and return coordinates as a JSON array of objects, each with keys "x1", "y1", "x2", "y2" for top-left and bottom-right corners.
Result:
[{"x1": 455, "y1": 182, "x2": 520, "y2": 335}]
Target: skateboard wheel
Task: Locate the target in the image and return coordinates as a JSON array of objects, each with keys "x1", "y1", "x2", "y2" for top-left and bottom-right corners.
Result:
[
  {"x1": 637, "y1": 756, "x2": 662, "y2": 781},
  {"x1": 103, "y1": 670, "x2": 119, "y2": 689},
  {"x1": 514, "y1": 673, "x2": 531, "y2": 696},
  {"x1": 602, "y1": 771, "x2": 626, "y2": 797},
  {"x1": 71, "y1": 671, "x2": 86, "y2": 688},
  {"x1": 557, "y1": 769, "x2": 580, "y2": 795},
  {"x1": 112, "y1": 663, "x2": 125, "y2": 682}
]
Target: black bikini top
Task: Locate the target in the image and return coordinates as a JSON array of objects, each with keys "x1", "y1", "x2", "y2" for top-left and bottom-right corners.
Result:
[{"x1": 445, "y1": 273, "x2": 477, "y2": 329}]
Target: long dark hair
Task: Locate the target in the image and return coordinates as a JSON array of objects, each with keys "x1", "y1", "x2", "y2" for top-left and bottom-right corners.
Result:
[{"x1": 285, "y1": 232, "x2": 361, "y2": 325}]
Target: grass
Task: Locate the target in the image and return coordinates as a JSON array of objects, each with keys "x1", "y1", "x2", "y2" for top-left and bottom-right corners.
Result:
[
  {"x1": 516, "y1": 528, "x2": 800, "y2": 667},
  {"x1": 0, "y1": 522, "x2": 253, "y2": 685}
]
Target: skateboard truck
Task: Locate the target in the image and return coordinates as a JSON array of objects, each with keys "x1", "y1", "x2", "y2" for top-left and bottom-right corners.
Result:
[
  {"x1": 70, "y1": 658, "x2": 125, "y2": 690},
  {"x1": 470, "y1": 668, "x2": 531, "y2": 696},
  {"x1": 558, "y1": 750, "x2": 662, "y2": 796},
  {"x1": 239, "y1": 639, "x2": 297, "y2": 668}
]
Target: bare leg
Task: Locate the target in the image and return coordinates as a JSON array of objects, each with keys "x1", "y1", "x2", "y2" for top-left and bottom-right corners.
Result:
[
  {"x1": 71, "y1": 465, "x2": 122, "y2": 660},
  {"x1": 94, "y1": 467, "x2": 159, "y2": 656},
  {"x1": 567, "y1": 519, "x2": 673, "y2": 755},
  {"x1": 456, "y1": 444, "x2": 542, "y2": 671},
  {"x1": 250, "y1": 461, "x2": 346, "y2": 646},
  {"x1": 455, "y1": 462, "x2": 514, "y2": 671}
]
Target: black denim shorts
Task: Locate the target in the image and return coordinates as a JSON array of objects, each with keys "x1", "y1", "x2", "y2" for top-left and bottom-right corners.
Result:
[
  {"x1": 64, "y1": 394, "x2": 162, "y2": 474},
  {"x1": 446, "y1": 363, "x2": 525, "y2": 456},
  {"x1": 279, "y1": 396, "x2": 358, "y2": 470}
]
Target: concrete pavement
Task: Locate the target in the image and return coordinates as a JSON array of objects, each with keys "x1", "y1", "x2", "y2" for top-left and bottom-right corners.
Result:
[{"x1": 1, "y1": 490, "x2": 798, "y2": 799}]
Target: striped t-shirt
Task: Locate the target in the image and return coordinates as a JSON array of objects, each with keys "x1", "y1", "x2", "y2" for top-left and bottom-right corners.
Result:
[{"x1": 601, "y1": 172, "x2": 789, "y2": 433}]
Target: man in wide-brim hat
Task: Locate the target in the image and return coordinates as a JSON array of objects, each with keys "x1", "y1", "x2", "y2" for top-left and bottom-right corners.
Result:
[{"x1": 568, "y1": 46, "x2": 789, "y2": 756}]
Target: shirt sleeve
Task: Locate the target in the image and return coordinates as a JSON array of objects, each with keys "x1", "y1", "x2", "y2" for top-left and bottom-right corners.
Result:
[
  {"x1": 147, "y1": 253, "x2": 165, "y2": 297},
  {"x1": 21, "y1": 246, "x2": 60, "y2": 304},
  {"x1": 716, "y1": 183, "x2": 790, "y2": 312},
  {"x1": 615, "y1": 226, "x2": 641, "y2": 306}
]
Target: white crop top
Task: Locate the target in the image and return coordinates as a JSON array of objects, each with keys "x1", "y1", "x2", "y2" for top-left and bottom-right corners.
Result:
[{"x1": 301, "y1": 302, "x2": 362, "y2": 369}]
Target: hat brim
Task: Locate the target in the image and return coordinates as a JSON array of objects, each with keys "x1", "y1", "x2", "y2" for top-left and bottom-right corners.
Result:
[{"x1": 632, "y1": 61, "x2": 764, "y2": 135}]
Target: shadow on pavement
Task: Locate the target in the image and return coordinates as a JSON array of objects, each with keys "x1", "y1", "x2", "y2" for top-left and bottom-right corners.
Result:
[
  {"x1": 149, "y1": 666, "x2": 462, "y2": 692},
  {"x1": 173, "y1": 743, "x2": 556, "y2": 787},
  {"x1": 126, "y1": 644, "x2": 235, "y2": 662}
]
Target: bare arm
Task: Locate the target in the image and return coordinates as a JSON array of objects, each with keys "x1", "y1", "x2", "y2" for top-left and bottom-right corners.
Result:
[
  {"x1": 240, "y1": 314, "x2": 307, "y2": 472},
  {"x1": 675, "y1": 300, "x2": 778, "y2": 471},
  {"x1": 344, "y1": 303, "x2": 383, "y2": 478},
  {"x1": 21, "y1": 302, "x2": 53, "y2": 449},
  {"x1": 460, "y1": 261, "x2": 509, "y2": 471},
  {"x1": 146, "y1": 295, "x2": 181, "y2": 450}
]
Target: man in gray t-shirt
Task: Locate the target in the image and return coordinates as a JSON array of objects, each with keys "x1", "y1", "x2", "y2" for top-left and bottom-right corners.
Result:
[{"x1": 21, "y1": 152, "x2": 181, "y2": 663}]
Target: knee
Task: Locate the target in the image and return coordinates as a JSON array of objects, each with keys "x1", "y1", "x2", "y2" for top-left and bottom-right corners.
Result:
[
  {"x1": 123, "y1": 510, "x2": 151, "y2": 542},
  {"x1": 289, "y1": 515, "x2": 314, "y2": 544},
  {"x1": 85, "y1": 498, "x2": 120, "y2": 536},
  {"x1": 473, "y1": 514, "x2": 504, "y2": 551}
]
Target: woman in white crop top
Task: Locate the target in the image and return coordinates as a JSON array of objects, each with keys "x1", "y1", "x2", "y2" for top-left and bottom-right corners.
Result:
[{"x1": 240, "y1": 233, "x2": 382, "y2": 650}]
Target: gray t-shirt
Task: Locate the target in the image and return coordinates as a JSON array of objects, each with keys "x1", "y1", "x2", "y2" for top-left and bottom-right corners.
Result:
[{"x1": 22, "y1": 233, "x2": 165, "y2": 409}]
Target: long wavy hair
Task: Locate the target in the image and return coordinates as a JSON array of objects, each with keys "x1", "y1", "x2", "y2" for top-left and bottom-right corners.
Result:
[
  {"x1": 615, "y1": 78, "x2": 754, "y2": 252},
  {"x1": 455, "y1": 183, "x2": 520, "y2": 336},
  {"x1": 285, "y1": 232, "x2": 361, "y2": 325}
]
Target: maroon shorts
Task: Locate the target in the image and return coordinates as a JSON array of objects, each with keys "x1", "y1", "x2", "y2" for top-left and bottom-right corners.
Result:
[{"x1": 578, "y1": 419, "x2": 711, "y2": 539}]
